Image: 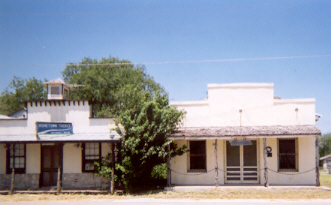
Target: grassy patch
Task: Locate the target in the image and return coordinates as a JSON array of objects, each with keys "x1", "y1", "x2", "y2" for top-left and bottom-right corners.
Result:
[
  {"x1": 320, "y1": 174, "x2": 331, "y2": 188},
  {"x1": 1, "y1": 175, "x2": 331, "y2": 202}
]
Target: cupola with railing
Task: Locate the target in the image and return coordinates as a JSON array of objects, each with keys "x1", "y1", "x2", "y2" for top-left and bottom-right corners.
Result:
[{"x1": 44, "y1": 78, "x2": 71, "y2": 100}]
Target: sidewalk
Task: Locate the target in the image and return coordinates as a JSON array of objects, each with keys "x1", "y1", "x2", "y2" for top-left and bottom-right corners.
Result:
[
  {"x1": 165, "y1": 185, "x2": 331, "y2": 191},
  {"x1": 1, "y1": 185, "x2": 330, "y2": 195}
]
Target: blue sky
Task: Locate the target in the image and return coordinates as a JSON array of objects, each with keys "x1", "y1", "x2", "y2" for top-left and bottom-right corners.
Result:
[{"x1": 0, "y1": 0, "x2": 330, "y2": 134}]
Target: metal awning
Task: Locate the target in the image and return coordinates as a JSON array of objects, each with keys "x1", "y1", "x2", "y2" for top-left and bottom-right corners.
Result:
[{"x1": 0, "y1": 130, "x2": 120, "y2": 143}]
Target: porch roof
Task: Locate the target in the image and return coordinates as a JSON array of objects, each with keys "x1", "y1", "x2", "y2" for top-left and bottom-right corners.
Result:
[
  {"x1": 0, "y1": 131, "x2": 120, "y2": 143},
  {"x1": 170, "y1": 125, "x2": 321, "y2": 139}
]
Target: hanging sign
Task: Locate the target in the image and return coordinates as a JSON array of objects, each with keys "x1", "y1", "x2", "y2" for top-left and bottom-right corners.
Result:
[
  {"x1": 229, "y1": 140, "x2": 252, "y2": 146},
  {"x1": 36, "y1": 122, "x2": 73, "y2": 135}
]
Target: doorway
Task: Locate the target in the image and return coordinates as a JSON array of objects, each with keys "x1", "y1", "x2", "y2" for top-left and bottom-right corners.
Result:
[
  {"x1": 225, "y1": 140, "x2": 259, "y2": 184},
  {"x1": 40, "y1": 144, "x2": 63, "y2": 187}
]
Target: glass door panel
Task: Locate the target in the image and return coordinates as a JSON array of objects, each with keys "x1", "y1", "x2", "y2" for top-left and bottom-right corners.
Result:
[{"x1": 225, "y1": 140, "x2": 258, "y2": 184}]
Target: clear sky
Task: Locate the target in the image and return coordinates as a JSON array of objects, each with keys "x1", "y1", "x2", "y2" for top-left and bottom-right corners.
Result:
[{"x1": 0, "y1": 0, "x2": 330, "y2": 134}]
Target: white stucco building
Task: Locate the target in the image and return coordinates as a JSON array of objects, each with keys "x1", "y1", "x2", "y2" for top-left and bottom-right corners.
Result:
[
  {"x1": 0, "y1": 79, "x2": 120, "y2": 190},
  {"x1": 168, "y1": 83, "x2": 321, "y2": 186}
]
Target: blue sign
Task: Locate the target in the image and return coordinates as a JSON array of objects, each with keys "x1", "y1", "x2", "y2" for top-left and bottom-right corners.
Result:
[{"x1": 36, "y1": 122, "x2": 73, "y2": 135}]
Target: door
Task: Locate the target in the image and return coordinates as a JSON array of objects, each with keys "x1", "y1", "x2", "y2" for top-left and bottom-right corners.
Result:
[
  {"x1": 225, "y1": 140, "x2": 259, "y2": 184},
  {"x1": 41, "y1": 144, "x2": 62, "y2": 187}
]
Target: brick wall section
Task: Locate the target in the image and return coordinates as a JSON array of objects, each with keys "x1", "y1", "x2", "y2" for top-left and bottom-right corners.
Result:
[
  {"x1": 0, "y1": 174, "x2": 39, "y2": 190},
  {"x1": 62, "y1": 173, "x2": 109, "y2": 190}
]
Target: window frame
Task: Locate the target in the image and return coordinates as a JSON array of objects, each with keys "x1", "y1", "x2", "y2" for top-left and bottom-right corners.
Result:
[
  {"x1": 188, "y1": 140, "x2": 207, "y2": 172},
  {"x1": 50, "y1": 86, "x2": 60, "y2": 95},
  {"x1": 82, "y1": 142, "x2": 101, "y2": 173},
  {"x1": 6, "y1": 143, "x2": 26, "y2": 174},
  {"x1": 278, "y1": 138, "x2": 298, "y2": 172}
]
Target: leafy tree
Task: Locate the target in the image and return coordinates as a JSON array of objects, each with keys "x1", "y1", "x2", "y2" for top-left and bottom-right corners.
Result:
[
  {"x1": 62, "y1": 57, "x2": 163, "y2": 117},
  {"x1": 0, "y1": 77, "x2": 47, "y2": 115},
  {"x1": 319, "y1": 133, "x2": 331, "y2": 157},
  {"x1": 113, "y1": 91, "x2": 186, "y2": 191}
]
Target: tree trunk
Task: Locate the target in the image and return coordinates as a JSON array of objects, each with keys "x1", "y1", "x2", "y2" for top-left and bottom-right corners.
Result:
[{"x1": 167, "y1": 144, "x2": 171, "y2": 187}]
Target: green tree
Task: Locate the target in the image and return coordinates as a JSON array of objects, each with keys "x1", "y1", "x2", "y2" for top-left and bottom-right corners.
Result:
[
  {"x1": 0, "y1": 77, "x2": 47, "y2": 115},
  {"x1": 319, "y1": 133, "x2": 331, "y2": 157},
  {"x1": 113, "y1": 91, "x2": 186, "y2": 191},
  {"x1": 62, "y1": 57, "x2": 163, "y2": 117}
]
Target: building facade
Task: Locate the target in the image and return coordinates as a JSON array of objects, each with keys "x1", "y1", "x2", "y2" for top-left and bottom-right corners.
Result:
[
  {"x1": 0, "y1": 79, "x2": 120, "y2": 190},
  {"x1": 169, "y1": 83, "x2": 321, "y2": 186}
]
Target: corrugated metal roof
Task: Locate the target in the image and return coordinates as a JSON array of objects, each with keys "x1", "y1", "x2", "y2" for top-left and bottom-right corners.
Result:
[
  {"x1": 320, "y1": 154, "x2": 331, "y2": 161},
  {"x1": 0, "y1": 131, "x2": 120, "y2": 143}
]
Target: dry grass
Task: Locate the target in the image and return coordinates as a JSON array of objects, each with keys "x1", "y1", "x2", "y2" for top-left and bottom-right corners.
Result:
[
  {"x1": 320, "y1": 174, "x2": 331, "y2": 188},
  {"x1": 1, "y1": 189, "x2": 330, "y2": 202},
  {"x1": 1, "y1": 175, "x2": 331, "y2": 202}
]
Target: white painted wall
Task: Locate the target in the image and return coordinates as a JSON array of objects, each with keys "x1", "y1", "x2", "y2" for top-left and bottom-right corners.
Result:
[
  {"x1": 171, "y1": 137, "x2": 316, "y2": 185},
  {"x1": 260, "y1": 137, "x2": 316, "y2": 185},
  {"x1": 0, "y1": 100, "x2": 115, "y2": 135},
  {"x1": 63, "y1": 142, "x2": 112, "y2": 174},
  {"x1": 171, "y1": 83, "x2": 316, "y2": 127},
  {"x1": 63, "y1": 143, "x2": 82, "y2": 173},
  {"x1": 26, "y1": 144, "x2": 40, "y2": 174},
  {"x1": 170, "y1": 83, "x2": 318, "y2": 186},
  {"x1": 170, "y1": 139, "x2": 225, "y2": 185}
]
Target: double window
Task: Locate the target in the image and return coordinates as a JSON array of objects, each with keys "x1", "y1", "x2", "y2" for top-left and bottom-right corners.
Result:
[
  {"x1": 189, "y1": 140, "x2": 206, "y2": 172},
  {"x1": 82, "y1": 142, "x2": 101, "y2": 172},
  {"x1": 278, "y1": 138, "x2": 297, "y2": 172},
  {"x1": 6, "y1": 143, "x2": 26, "y2": 174}
]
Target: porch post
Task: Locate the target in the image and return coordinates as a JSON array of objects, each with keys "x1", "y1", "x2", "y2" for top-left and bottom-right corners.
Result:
[
  {"x1": 167, "y1": 144, "x2": 171, "y2": 187},
  {"x1": 57, "y1": 143, "x2": 63, "y2": 195},
  {"x1": 315, "y1": 136, "x2": 320, "y2": 186},
  {"x1": 9, "y1": 167, "x2": 15, "y2": 195},
  {"x1": 263, "y1": 138, "x2": 269, "y2": 187},
  {"x1": 9, "y1": 143, "x2": 15, "y2": 195},
  {"x1": 214, "y1": 139, "x2": 219, "y2": 187},
  {"x1": 111, "y1": 142, "x2": 115, "y2": 194},
  {"x1": 57, "y1": 167, "x2": 61, "y2": 195}
]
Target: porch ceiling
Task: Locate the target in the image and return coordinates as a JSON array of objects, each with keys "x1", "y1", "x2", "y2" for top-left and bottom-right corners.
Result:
[{"x1": 170, "y1": 125, "x2": 321, "y2": 139}]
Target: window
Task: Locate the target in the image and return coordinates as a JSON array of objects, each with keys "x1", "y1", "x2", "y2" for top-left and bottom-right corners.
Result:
[
  {"x1": 6, "y1": 143, "x2": 26, "y2": 174},
  {"x1": 278, "y1": 139, "x2": 297, "y2": 172},
  {"x1": 82, "y1": 142, "x2": 101, "y2": 172},
  {"x1": 189, "y1": 140, "x2": 206, "y2": 172},
  {"x1": 50, "y1": 86, "x2": 60, "y2": 95}
]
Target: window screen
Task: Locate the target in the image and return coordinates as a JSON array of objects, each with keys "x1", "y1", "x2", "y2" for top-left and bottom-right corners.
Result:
[
  {"x1": 50, "y1": 86, "x2": 60, "y2": 95},
  {"x1": 7, "y1": 143, "x2": 26, "y2": 174},
  {"x1": 83, "y1": 143, "x2": 101, "y2": 172},
  {"x1": 278, "y1": 139, "x2": 297, "y2": 171},
  {"x1": 189, "y1": 140, "x2": 206, "y2": 171}
]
